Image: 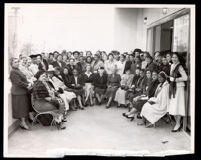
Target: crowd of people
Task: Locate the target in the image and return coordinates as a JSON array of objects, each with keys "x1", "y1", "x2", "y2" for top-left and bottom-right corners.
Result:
[{"x1": 9, "y1": 49, "x2": 188, "y2": 131}]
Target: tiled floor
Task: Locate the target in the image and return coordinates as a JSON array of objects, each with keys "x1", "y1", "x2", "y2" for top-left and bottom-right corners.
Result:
[{"x1": 7, "y1": 105, "x2": 191, "y2": 157}]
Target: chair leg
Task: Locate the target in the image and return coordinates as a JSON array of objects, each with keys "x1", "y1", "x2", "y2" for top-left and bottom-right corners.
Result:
[{"x1": 32, "y1": 115, "x2": 38, "y2": 126}]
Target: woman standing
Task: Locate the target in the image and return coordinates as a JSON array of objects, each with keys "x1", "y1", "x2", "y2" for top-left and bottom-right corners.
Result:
[
  {"x1": 91, "y1": 53, "x2": 104, "y2": 73},
  {"x1": 104, "y1": 53, "x2": 116, "y2": 74},
  {"x1": 105, "y1": 67, "x2": 121, "y2": 108},
  {"x1": 168, "y1": 52, "x2": 188, "y2": 132},
  {"x1": 10, "y1": 58, "x2": 32, "y2": 130},
  {"x1": 115, "y1": 54, "x2": 127, "y2": 77}
]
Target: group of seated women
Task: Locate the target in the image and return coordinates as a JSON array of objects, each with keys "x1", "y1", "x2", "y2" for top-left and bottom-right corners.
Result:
[{"x1": 9, "y1": 49, "x2": 188, "y2": 132}]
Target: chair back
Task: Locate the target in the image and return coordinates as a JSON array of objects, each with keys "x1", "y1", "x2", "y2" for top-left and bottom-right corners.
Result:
[{"x1": 31, "y1": 94, "x2": 42, "y2": 114}]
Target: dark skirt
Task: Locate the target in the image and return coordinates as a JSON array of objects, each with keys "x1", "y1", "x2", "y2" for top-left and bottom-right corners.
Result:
[
  {"x1": 12, "y1": 94, "x2": 30, "y2": 119},
  {"x1": 94, "y1": 87, "x2": 106, "y2": 95},
  {"x1": 133, "y1": 100, "x2": 147, "y2": 112},
  {"x1": 72, "y1": 88, "x2": 84, "y2": 96},
  {"x1": 127, "y1": 91, "x2": 142, "y2": 102},
  {"x1": 105, "y1": 86, "x2": 118, "y2": 98}
]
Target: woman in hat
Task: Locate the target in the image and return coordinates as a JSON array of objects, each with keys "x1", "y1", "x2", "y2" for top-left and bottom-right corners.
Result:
[
  {"x1": 10, "y1": 58, "x2": 33, "y2": 130},
  {"x1": 139, "y1": 71, "x2": 170, "y2": 128},
  {"x1": 32, "y1": 70, "x2": 66, "y2": 129},
  {"x1": 47, "y1": 66, "x2": 76, "y2": 112}
]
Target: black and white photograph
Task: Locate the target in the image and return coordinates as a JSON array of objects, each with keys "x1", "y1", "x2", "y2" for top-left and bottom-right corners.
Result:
[{"x1": 3, "y1": 3, "x2": 195, "y2": 157}]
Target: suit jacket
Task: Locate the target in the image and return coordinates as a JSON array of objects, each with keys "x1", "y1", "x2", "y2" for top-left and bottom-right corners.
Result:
[
  {"x1": 67, "y1": 64, "x2": 76, "y2": 76},
  {"x1": 10, "y1": 68, "x2": 29, "y2": 95},
  {"x1": 145, "y1": 62, "x2": 157, "y2": 72},
  {"x1": 123, "y1": 60, "x2": 132, "y2": 74},
  {"x1": 92, "y1": 73, "x2": 108, "y2": 89},
  {"x1": 52, "y1": 61, "x2": 66, "y2": 69},
  {"x1": 43, "y1": 59, "x2": 49, "y2": 70},
  {"x1": 69, "y1": 75, "x2": 84, "y2": 89}
]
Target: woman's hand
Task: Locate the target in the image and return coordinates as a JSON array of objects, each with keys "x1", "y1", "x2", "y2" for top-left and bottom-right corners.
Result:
[
  {"x1": 27, "y1": 83, "x2": 32, "y2": 90},
  {"x1": 45, "y1": 97, "x2": 52, "y2": 101},
  {"x1": 169, "y1": 76, "x2": 175, "y2": 82}
]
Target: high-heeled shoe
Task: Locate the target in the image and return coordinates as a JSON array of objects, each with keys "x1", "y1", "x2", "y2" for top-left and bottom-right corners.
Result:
[
  {"x1": 19, "y1": 123, "x2": 29, "y2": 130},
  {"x1": 171, "y1": 125, "x2": 182, "y2": 132},
  {"x1": 127, "y1": 116, "x2": 135, "y2": 121},
  {"x1": 146, "y1": 123, "x2": 155, "y2": 128},
  {"x1": 122, "y1": 113, "x2": 128, "y2": 118},
  {"x1": 56, "y1": 122, "x2": 66, "y2": 130}
]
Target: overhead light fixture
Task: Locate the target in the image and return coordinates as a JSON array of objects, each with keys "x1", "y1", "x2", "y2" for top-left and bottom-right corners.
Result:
[
  {"x1": 144, "y1": 17, "x2": 147, "y2": 24},
  {"x1": 162, "y1": 8, "x2": 168, "y2": 15}
]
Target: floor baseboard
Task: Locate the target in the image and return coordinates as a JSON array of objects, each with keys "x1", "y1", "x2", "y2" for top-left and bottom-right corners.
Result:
[{"x1": 8, "y1": 120, "x2": 20, "y2": 138}]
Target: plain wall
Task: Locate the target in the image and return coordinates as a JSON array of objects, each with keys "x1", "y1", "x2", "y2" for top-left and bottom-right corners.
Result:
[
  {"x1": 113, "y1": 8, "x2": 147, "y2": 52},
  {"x1": 113, "y1": 8, "x2": 182, "y2": 52}
]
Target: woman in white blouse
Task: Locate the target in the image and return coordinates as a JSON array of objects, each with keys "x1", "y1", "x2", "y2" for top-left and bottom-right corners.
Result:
[
  {"x1": 104, "y1": 53, "x2": 117, "y2": 74},
  {"x1": 115, "y1": 54, "x2": 127, "y2": 77},
  {"x1": 168, "y1": 52, "x2": 188, "y2": 132}
]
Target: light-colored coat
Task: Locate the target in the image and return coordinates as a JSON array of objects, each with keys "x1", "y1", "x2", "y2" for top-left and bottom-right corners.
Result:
[{"x1": 140, "y1": 80, "x2": 170, "y2": 124}]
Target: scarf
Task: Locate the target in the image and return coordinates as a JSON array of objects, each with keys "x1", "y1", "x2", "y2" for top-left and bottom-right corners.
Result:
[{"x1": 169, "y1": 63, "x2": 181, "y2": 99}]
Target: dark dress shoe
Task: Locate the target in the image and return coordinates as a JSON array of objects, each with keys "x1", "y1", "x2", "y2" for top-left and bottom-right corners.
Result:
[
  {"x1": 106, "y1": 105, "x2": 111, "y2": 109},
  {"x1": 127, "y1": 117, "x2": 135, "y2": 121},
  {"x1": 122, "y1": 113, "x2": 128, "y2": 118}
]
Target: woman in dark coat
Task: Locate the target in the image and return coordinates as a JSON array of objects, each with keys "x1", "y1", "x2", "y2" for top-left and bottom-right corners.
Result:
[
  {"x1": 10, "y1": 58, "x2": 32, "y2": 130},
  {"x1": 32, "y1": 71, "x2": 66, "y2": 129},
  {"x1": 67, "y1": 58, "x2": 77, "y2": 76},
  {"x1": 92, "y1": 67, "x2": 108, "y2": 105},
  {"x1": 105, "y1": 67, "x2": 121, "y2": 108},
  {"x1": 68, "y1": 68, "x2": 85, "y2": 109}
]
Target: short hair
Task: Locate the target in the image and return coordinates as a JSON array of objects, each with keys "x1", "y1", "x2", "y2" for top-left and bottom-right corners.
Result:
[
  {"x1": 146, "y1": 55, "x2": 153, "y2": 60},
  {"x1": 133, "y1": 48, "x2": 142, "y2": 53},
  {"x1": 53, "y1": 51, "x2": 59, "y2": 55},
  {"x1": 152, "y1": 70, "x2": 158, "y2": 74},
  {"x1": 73, "y1": 51, "x2": 80, "y2": 55},
  {"x1": 108, "y1": 53, "x2": 114, "y2": 57},
  {"x1": 69, "y1": 58, "x2": 75, "y2": 61},
  {"x1": 120, "y1": 54, "x2": 126, "y2": 59},
  {"x1": 49, "y1": 53, "x2": 53, "y2": 57},
  {"x1": 10, "y1": 58, "x2": 18, "y2": 66}
]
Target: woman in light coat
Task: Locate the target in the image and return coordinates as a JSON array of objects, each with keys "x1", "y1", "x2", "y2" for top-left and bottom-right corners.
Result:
[
  {"x1": 114, "y1": 69, "x2": 134, "y2": 107},
  {"x1": 140, "y1": 71, "x2": 170, "y2": 128}
]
